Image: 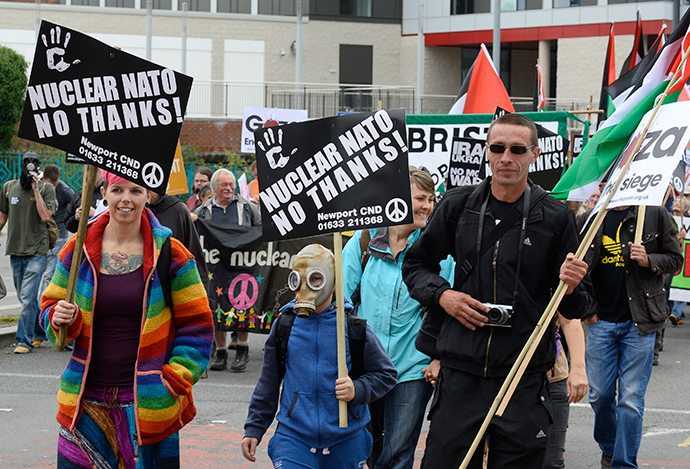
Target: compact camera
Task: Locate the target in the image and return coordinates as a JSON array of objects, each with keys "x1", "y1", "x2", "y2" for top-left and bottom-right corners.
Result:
[{"x1": 481, "y1": 303, "x2": 513, "y2": 327}]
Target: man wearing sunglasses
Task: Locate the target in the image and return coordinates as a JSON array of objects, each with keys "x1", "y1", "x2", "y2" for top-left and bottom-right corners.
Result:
[{"x1": 402, "y1": 113, "x2": 593, "y2": 469}]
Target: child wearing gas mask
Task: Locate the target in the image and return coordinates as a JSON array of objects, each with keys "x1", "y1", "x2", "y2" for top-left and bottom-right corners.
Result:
[{"x1": 241, "y1": 244, "x2": 397, "y2": 468}]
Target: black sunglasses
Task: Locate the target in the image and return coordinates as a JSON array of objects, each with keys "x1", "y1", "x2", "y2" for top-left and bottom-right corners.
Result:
[{"x1": 487, "y1": 143, "x2": 536, "y2": 155}]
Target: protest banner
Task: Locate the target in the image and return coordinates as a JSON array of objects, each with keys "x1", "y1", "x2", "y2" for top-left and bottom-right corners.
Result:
[
  {"x1": 195, "y1": 219, "x2": 334, "y2": 333},
  {"x1": 407, "y1": 111, "x2": 570, "y2": 191},
  {"x1": 446, "y1": 137, "x2": 485, "y2": 190},
  {"x1": 593, "y1": 101, "x2": 690, "y2": 212},
  {"x1": 18, "y1": 20, "x2": 193, "y2": 194},
  {"x1": 256, "y1": 109, "x2": 413, "y2": 241},
  {"x1": 166, "y1": 142, "x2": 188, "y2": 195},
  {"x1": 241, "y1": 107, "x2": 308, "y2": 153}
]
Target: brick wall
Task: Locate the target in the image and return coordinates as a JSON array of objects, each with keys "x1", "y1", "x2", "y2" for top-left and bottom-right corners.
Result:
[{"x1": 179, "y1": 119, "x2": 243, "y2": 154}]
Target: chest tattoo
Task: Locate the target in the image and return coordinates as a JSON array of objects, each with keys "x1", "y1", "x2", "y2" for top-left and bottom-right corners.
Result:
[{"x1": 101, "y1": 251, "x2": 144, "y2": 274}]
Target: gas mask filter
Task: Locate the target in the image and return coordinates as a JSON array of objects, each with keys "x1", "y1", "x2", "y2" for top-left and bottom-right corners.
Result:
[{"x1": 288, "y1": 244, "x2": 336, "y2": 317}]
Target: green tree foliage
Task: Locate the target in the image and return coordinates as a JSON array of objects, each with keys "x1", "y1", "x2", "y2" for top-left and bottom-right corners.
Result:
[{"x1": 0, "y1": 46, "x2": 28, "y2": 151}]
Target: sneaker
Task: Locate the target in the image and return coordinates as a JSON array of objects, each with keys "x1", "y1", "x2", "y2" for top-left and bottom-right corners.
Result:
[
  {"x1": 601, "y1": 453, "x2": 612, "y2": 469},
  {"x1": 669, "y1": 314, "x2": 679, "y2": 326},
  {"x1": 679, "y1": 319, "x2": 685, "y2": 325},
  {"x1": 230, "y1": 345, "x2": 249, "y2": 372},
  {"x1": 13, "y1": 346, "x2": 30, "y2": 354},
  {"x1": 228, "y1": 337, "x2": 238, "y2": 350},
  {"x1": 32, "y1": 339, "x2": 43, "y2": 347},
  {"x1": 210, "y1": 348, "x2": 228, "y2": 371},
  {"x1": 63, "y1": 342, "x2": 74, "y2": 351},
  {"x1": 653, "y1": 356, "x2": 659, "y2": 366}
]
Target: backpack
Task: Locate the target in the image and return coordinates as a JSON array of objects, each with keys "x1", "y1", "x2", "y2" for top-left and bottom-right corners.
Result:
[
  {"x1": 4, "y1": 179, "x2": 58, "y2": 250},
  {"x1": 273, "y1": 310, "x2": 367, "y2": 380}
]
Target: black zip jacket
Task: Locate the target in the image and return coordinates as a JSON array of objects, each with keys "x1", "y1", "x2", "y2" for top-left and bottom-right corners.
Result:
[
  {"x1": 402, "y1": 179, "x2": 593, "y2": 377},
  {"x1": 578, "y1": 205, "x2": 682, "y2": 335}
]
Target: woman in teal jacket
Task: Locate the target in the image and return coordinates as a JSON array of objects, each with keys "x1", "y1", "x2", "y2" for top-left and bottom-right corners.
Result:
[{"x1": 343, "y1": 169, "x2": 453, "y2": 469}]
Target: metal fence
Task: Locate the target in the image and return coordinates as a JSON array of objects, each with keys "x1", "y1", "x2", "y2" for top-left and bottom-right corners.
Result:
[
  {"x1": 185, "y1": 80, "x2": 600, "y2": 120},
  {"x1": 0, "y1": 153, "x2": 251, "y2": 200}
]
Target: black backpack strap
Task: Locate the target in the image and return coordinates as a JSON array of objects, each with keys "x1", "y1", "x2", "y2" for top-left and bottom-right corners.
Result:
[
  {"x1": 456, "y1": 186, "x2": 548, "y2": 288},
  {"x1": 273, "y1": 311, "x2": 367, "y2": 380},
  {"x1": 274, "y1": 311, "x2": 297, "y2": 378},
  {"x1": 157, "y1": 237, "x2": 173, "y2": 311},
  {"x1": 346, "y1": 315, "x2": 367, "y2": 379}
]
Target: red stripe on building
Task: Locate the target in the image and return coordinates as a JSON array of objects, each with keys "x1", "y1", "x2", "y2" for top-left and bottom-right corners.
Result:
[{"x1": 419, "y1": 20, "x2": 666, "y2": 46}]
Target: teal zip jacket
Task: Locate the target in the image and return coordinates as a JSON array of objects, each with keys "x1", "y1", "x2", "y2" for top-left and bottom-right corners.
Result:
[{"x1": 343, "y1": 228, "x2": 454, "y2": 383}]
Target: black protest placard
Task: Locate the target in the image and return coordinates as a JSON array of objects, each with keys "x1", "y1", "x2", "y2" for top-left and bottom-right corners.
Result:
[
  {"x1": 196, "y1": 219, "x2": 334, "y2": 333},
  {"x1": 18, "y1": 21, "x2": 193, "y2": 194},
  {"x1": 532, "y1": 125, "x2": 569, "y2": 190},
  {"x1": 255, "y1": 109, "x2": 413, "y2": 241},
  {"x1": 447, "y1": 136, "x2": 485, "y2": 189}
]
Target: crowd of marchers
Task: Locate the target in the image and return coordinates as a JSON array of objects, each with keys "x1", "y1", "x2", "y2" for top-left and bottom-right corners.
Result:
[{"x1": 1, "y1": 115, "x2": 684, "y2": 469}]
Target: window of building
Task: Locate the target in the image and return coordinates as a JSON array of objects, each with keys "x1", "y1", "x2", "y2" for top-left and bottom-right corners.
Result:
[
  {"x1": 501, "y1": 0, "x2": 540, "y2": 11},
  {"x1": 340, "y1": 0, "x2": 372, "y2": 16},
  {"x1": 218, "y1": 0, "x2": 252, "y2": 12},
  {"x1": 181, "y1": 0, "x2": 211, "y2": 11},
  {"x1": 104, "y1": 0, "x2": 136, "y2": 7},
  {"x1": 68, "y1": 0, "x2": 100, "y2": 6},
  {"x1": 140, "y1": 0, "x2": 172, "y2": 8},
  {"x1": 451, "y1": 0, "x2": 490, "y2": 14},
  {"x1": 258, "y1": 0, "x2": 296, "y2": 15}
]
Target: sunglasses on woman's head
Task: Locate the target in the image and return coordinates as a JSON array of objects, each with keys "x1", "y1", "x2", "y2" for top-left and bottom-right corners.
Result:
[{"x1": 487, "y1": 144, "x2": 536, "y2": 155}]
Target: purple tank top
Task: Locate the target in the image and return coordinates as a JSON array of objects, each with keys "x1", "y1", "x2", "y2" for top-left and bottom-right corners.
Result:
[{"x1": 86, "y1": 266, "x2": 146, "y2": 387}]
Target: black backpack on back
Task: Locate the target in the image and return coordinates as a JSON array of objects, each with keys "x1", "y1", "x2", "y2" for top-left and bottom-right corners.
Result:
[{"x1": 273, "y1": 310, "x2": 367, "y2": 380}]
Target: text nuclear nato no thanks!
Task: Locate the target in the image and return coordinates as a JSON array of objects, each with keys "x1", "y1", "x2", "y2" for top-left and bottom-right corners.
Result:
[
  {"x1": 27, "y1": 70, "x2": 184, "y2": 138},
  {"x1": 261, "y1": 112, "x2": 408, "y2": 216}
]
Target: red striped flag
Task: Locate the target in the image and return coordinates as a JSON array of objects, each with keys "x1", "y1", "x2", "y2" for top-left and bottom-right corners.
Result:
[{"x1": 449, "y1": 44, "x2": 514, "y2": 114}]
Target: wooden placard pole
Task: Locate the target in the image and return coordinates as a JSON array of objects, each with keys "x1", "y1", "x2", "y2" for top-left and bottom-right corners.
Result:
[
  {"x1": 458, "y1": 46, "x2": 690, "y2": 468},
  {"x1": 635, "y1": 206, "x2": 646, "y2": 245},
  {"x1": 56, "y1": 165, "x2": 98, "y2": 351},
  {"x1": 333, "y1": 232, "x2": 348, "y2": 428}
]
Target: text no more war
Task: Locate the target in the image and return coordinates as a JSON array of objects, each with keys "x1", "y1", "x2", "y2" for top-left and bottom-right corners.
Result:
[
  {"x1": 261, "y1": 110, "x2": 408, "y2": 237},
  {"x1": 27, "y1": 69, "x2": 184, "y2": 139}
]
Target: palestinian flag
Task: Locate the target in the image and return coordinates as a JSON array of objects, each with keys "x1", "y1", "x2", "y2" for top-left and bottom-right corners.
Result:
[
  {"x1": 598, "y1": 23, "x2": 616, "y2": 125},
  {"x1": 607, "y1": 24, "x2": 668, "y2": 115},
  {"x1": 551, "y1": 10, "x2": 690, "y2": 201},
  {"x1": 533, "y1": 63, "x2": 546, "y2": 112},
  {"x1": 620, "y1": 10, "x2": 645, "y2": 74},
  {"x1": 449, "y1": 44, "x2": 514, "y2": 114}
]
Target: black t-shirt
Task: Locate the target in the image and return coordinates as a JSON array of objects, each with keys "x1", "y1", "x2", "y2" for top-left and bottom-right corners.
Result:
[{"x1": 592, "y1": 208, "x2": 632, "y2": 323}]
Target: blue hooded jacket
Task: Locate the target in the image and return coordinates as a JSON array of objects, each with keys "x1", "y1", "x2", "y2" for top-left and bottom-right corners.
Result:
[{"x1": 244, "y1": 297, "x2": 397, "y2": 449}]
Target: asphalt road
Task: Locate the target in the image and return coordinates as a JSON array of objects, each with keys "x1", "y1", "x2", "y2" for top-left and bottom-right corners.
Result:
[{"x1": 1, "y1": 324, "x2": 690, "y2": 468}]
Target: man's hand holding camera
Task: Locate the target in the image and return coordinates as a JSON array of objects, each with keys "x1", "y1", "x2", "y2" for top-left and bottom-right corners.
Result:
[
  {"x1": 559, "y1": 253, "x2": 588, "y2": 295},
  {"x1": 439, "y1": 290, "x2": 488, "y2": 331}
]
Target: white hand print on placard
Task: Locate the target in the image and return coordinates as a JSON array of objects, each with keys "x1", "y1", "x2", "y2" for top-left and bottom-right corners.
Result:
[
  {"x1": 41, "y1": 26, "x2": 81, "y2": 72},
  {"x1": 257, "y1": 127, "x2": 297, "y2": 169}
]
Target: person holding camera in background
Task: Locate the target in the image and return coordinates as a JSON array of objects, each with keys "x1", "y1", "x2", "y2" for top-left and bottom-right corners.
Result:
[
  {"x1": 0, "y1": 151, "x2": 57, "y2": 354},
  {"x1": 402, "y1": 113, "x2": 592, "y2": 469}
]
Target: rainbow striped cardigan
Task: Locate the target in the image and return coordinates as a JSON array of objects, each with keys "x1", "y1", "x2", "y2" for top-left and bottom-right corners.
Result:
[{"x1": 40, "y1": 208, "x2": 214, "y2": 445}]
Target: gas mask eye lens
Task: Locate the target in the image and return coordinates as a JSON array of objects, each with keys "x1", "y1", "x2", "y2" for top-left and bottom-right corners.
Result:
[
  {"x1": 288, "y1": 271, "x2": 301, "y2": 291},
  {"x1": 307, "y1": 270, "x2": 325, "y2": 290}
]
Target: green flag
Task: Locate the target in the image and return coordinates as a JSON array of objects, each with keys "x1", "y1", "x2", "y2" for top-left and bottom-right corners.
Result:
[{"x1": 551, "y1": 44, "x2": 684, "y2": 200}]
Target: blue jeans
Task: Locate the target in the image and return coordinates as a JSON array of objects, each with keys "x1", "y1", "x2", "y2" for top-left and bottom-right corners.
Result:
[
  {"x1": 671, "y1": 301, "x2": 685, "y2": 321},
  {"x1": 11, "y1": 254, "x2": 48, "y2": 349},
  {"x1": 587, "y1": 319, "x2": 655, "y2": 469},
  {"x1": 375, "y1": 379, "x2": 433, "y2": 469},
  {"x1": 38, "y1": 237, "x2": 67, "y2": 301}
]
